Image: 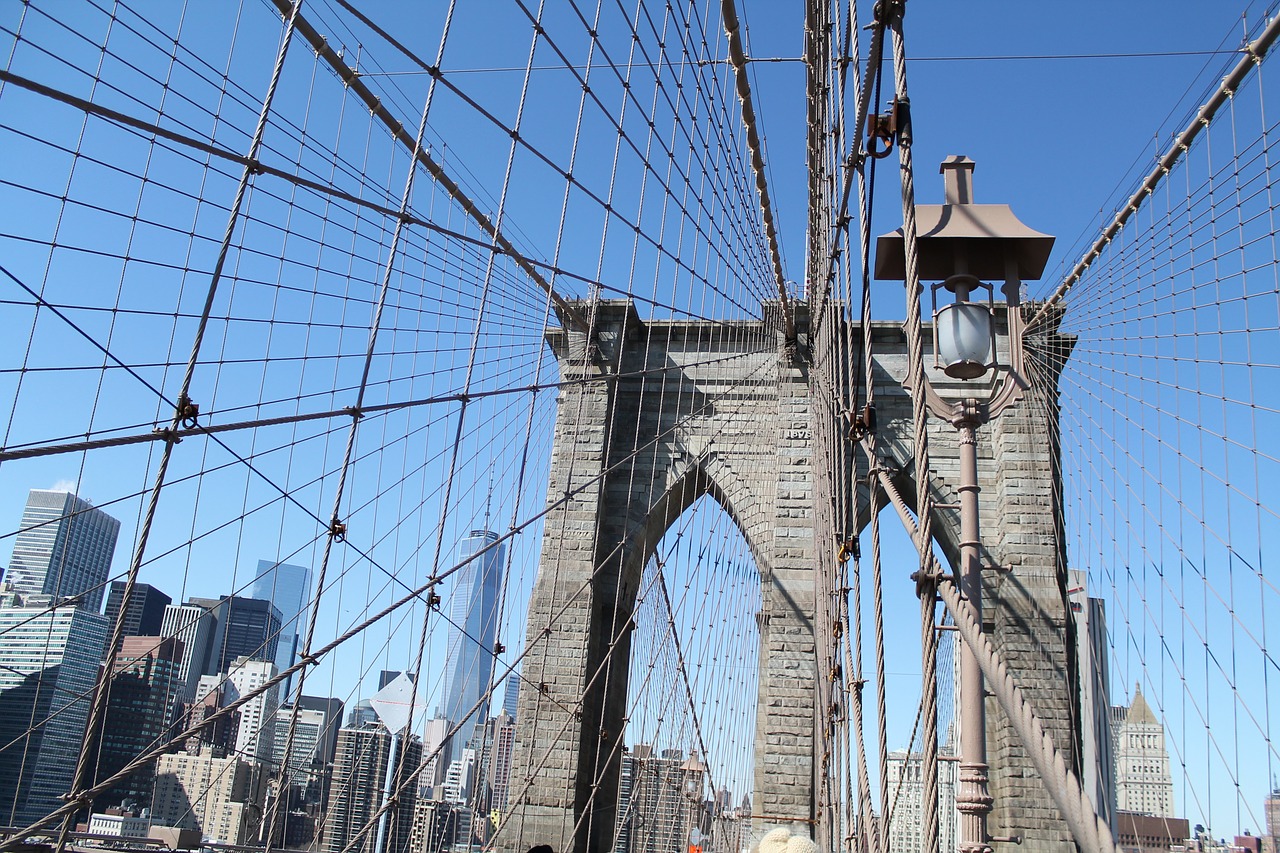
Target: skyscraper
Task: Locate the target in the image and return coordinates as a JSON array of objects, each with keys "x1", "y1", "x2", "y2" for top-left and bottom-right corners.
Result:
[
  {"x1": 615, "y1": 746, "x2": 707, "y2": 853},
  {"x1": 266, "y1": 696, "x2": 343, "y2": 788},
  {"x1": 1069, "y1": 570, "x2": 1117, "y2": 832},
  {"x1": 1114, "y1": 684, "x2": 1175, "y2": 817},
  {"x1": 152, "y1": 746, "x2": 262, "y2": 844},
  {"x1": 102, "y1": 582, "x2": 171, "y2": 648},
  {"x1": 421, "y1": 717, "x2": 454, "y2": 799},
  {"x1": 7, "y1": 488, "x2": 120, "y2": 610},
  {"x1": 502, "y1": 672, "x2": 520, "y2": 719},
  {"x1": 439, "y1": 530, "x2": 506, "y2": 751},
  {"x1": 190, "y1": 595, "x2": 282, "y2": 676},
  {"x1": 324, "y1": 720, "x2": 422, "y2": 853},
  {"x1": 93, "y1": 635, "x2": 184, "y2": 809},
  {"x1": 485, "y1": 711, "x2": 517, "y2": 813},
  {"x1": 297, "y1": 695, "x2": 345, "y2": 766},
  {"x1": 160, "y1": 602, "x2": 216, "y2": 701},
  {"x1": 1263, "y1": 788, "x2": 1280, "y2": 853},
  {"x1": 268, "y1": 705, "x2": 326, "y2": 786},
  {"x1": 884, "y1": 739, "x2": 959, "y2": 853},
  {"x1": 0, "y1": 598, "x2": 109, "y2": 825},
  {"x1": 222, "y1": 657, "x2": 281, "y2": 762},
  {"x1": 251, "y1": 560, "x2": 311, "y2": 692}
]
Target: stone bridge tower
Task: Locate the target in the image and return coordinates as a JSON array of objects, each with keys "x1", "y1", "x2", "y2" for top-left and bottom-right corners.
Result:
[{"x1": 497, "y1": 300, "x2": 1075, "y2": 853}]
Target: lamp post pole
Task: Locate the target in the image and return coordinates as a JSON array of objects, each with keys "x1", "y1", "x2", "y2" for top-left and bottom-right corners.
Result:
[
  {"x1": 874, "y1": 155, "x2": 1055, "y2": 853},
  {"x1": 953, "y1": 398, "x2": 993, "y2": 853}
]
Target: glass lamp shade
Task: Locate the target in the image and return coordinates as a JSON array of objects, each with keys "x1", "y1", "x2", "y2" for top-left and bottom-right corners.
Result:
[{"x1": 935, "y1": 301, "x2": 993, "y2": 379}]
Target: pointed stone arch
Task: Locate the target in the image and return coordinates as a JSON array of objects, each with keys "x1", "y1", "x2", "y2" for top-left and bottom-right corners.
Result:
[
  {"x1": 618, "y1": 449, "x2": 774, "y2": 595},
  {"x1": 501, "y1": 301, "x2": 815, "y2": 853}
]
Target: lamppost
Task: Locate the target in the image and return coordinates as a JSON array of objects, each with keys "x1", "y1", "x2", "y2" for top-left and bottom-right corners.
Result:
[{"x1": 874, "y1": 156, "x2": 1055, "y2": 853}]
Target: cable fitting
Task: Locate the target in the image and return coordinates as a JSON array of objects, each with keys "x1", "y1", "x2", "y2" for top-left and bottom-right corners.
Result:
[
  {"x1": 872, "y1": 0, "x2": 905, "y2": 26},
  {"x1": 426, "y1": 590, "x2": 441, "y2": 609},
  {"x1": 494, "y1": 641, "x2": 506, "y2": 655},
  {"x1": 176, "y1": 394, "x2": 200, "y2": 429},
  {"x1": 866, "y1": 107, "x2": 896, "y2": 159},
  {"x1": 153, "y1": 427, "x2": 181, "y2": 445},
  {"x1": 837, "y1": 535, "x2": 860, "y2": 564},
  {"x1": 328, "y1": 517, "x2": 347, "y2": 542},
  {"x1": 848, "y1": 404, "x2": 876, "y2": 440},
  {"x1": 911, "y1": 567, "x2": 943, "y2": 598},
  {"x1": 894, "y1": 96, "x2": 913, "y2": 147}
]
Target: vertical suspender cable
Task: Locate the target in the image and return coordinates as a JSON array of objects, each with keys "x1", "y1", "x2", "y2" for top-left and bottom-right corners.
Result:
[{"x1": 884, "y1": 6, "x2": 941, "y2": 853}]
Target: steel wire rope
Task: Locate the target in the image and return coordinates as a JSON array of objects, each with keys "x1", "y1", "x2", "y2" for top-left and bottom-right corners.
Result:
[
  {"x1": 1029, "y1": 12, "x2": 1280, "y2": 330},
  {"x1": 530, "y1": 0, "x2": 780, "y2": 305},
  {"x1": 257, "y1": 49, "x2": 437, "y2": 845},
  {"x1": 0, "y1": 0, "x2": 400, "y2": 233},
  {"x1": 496, "y1": 338, "x2": 779, "y2": 847},
  {"x1": 1028, "y1": 337, "x2": 1280, "y2": 653},
  {"x1": 831, "y1": 5, "x2": 893, "y2": 849},
  {"x1": 582, "y1": 0, "x2": 776, "y2": 835},
  {"x1": 265, "y1": 2, "x2": 462, "y2": 840},
  {"x1": 329, "y1": 0, "x2": 777, "y2": 318},
  {"x1": 0, "y1": 89, "x2": 782, "y2": 341},
  {"x1": 1022, "y1": 243, "x2": 1277, "y2": 831},
  {"x1": 392, "y1": 2, "x2": 549, "y2": 846},
  {"x1": 42, "y1": 2, "x2": 305, "y2": 845},
  {"x1": 879, "y1": 8, "x2": 944, "y2": 853},
  {"x1": 859, "y1": 449, "x2": 1123, "y2": 853},
  {"x1": 573, "y1": 1, "x2": 701, "y2": 844}
]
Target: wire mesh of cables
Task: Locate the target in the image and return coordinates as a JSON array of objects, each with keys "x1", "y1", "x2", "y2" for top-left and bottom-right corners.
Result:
[
  {"x1": 0, "y1": 0, "x2": 786, "y2": 850},
  {"x1": 1024, "y1": 10, "x2": 1280, "y2": 841}
]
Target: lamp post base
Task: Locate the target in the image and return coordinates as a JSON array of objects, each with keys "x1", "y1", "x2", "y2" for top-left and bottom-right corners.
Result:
[{"x1": 958, "y1": 761, "x2": 995, "y2": 853}]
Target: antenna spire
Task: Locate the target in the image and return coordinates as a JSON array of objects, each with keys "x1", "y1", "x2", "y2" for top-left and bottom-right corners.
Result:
[{"x1": 485, "y1": 469, "x2": 494, "y2": 533}]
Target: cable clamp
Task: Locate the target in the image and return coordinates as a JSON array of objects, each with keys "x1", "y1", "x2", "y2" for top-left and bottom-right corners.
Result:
[
  {"x1": 866, "y1": 108, "x2": 896, "y2": 159},
  {"x1": 153, "y1": 427, "x2": 181, "y2": 444},
  {"x1": 426, "y1": 590, "x2": 441, "y2": 609},
  {"x1": 176, "y1": 394, "x2": 200, "y2": 429},
  {"x1": 911, "y1": 568, "x2": 943, "y2": 598},
  {"x1": 872, "y1": 0, "x2": 904, "y2": 25},
  {"x1": 328, "y1": 517, "x2": 347, "y2": 542},
  {"x1": 847, "y1": 404, "x2": 876, "y2": 440}
]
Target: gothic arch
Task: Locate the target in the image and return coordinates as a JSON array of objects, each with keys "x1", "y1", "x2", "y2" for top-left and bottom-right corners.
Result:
[{"x1": 618, "y1": 449, "x2": 773, "y2": 600}]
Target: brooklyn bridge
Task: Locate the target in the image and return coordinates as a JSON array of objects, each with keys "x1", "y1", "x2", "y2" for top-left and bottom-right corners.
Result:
[{"x1": 0, "y1": 3, "x2": 1276, "y2": 853}]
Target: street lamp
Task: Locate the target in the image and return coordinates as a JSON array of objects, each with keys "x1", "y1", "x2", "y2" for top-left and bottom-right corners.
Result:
[{"x1": 874, "y1": 156, "x2": 1055, "y2": 853}]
